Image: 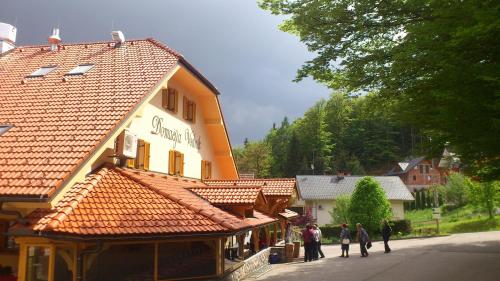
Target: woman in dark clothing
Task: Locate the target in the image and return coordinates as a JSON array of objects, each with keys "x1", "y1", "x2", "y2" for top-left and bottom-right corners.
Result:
[
  {"x1": 340, "y1": 223, "x2": 350, "y2": 258},
  {"x1": 382, "y1": 219, "x2": 392, "y2": 253},
  {"x1": 356, "y1": 223, "x2": 370, "y2": 257}
]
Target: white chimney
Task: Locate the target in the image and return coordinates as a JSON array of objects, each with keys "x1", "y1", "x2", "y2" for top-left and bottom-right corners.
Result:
[
  {"x1": 111, "y1": 30, "x2": 125, "y2": 46},
  {"x1": 48, "y1": 28, "x2": 61, "y2": 51},
  {"x1": 0, "y1": 22, "x2": 17, "y2": 54}
]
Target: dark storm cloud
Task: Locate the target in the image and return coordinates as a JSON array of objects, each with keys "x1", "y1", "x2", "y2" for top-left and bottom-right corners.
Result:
[{"x1": 1, "y1": 0, "x2": 330, "y2": 145}]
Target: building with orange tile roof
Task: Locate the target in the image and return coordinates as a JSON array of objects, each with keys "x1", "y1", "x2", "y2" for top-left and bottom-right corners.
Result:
[{"x1": 0, "y1": 23, "x2": 296, "y2": 281}]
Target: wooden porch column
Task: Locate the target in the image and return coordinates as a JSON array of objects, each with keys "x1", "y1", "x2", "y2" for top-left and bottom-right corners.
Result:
[
  {"x1": 238, "y1": 234, "x2": 245, "y2": 260},
  {"x1": 216, "y1": 238, "x2": 223, "y2": 276},
  {"x1": 264, "y1": 226, "x2": 271, "y2": 247},
  {"x1": 280, "y1": 220, "x2": 286, "y2": 240},
  {"x1": 273, "y1": 223, "x2": 278, "y2": 245},
  {"x1": 251, "y1": 228, "x2": 260, "y2": 253}
]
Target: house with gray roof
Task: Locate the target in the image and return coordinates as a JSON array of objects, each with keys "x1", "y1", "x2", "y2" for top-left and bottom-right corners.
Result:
[{"x1": 293, "y1": 175, "x2": 414, "y2": 226}]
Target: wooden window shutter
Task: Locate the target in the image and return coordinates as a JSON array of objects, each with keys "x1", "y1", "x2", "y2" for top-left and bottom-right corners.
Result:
[
  {"x1": 173, "y1": 89, "x2": 179, "y2": 113},
  {"x1": 161, "y1": 89, "x2": 168, "y2": 109},
  {"x1": 192, "y1": 103, "x2": 196, "y2": 123},
  {"x1": 183, "y1": 96, "x2": 188, "y2": 120},
  {"x1": 143, "y1": 142, "x2": 150, "y2": 171},
  {"x1": 168, "y1": 150, "x2": 175, "y2": 175},
  {"x1": 201, "y1": 160, "x2": 206, "y2": 180},
  {"x1": 179, "y1": 153, "x2": 185, "y2": 176},
  {"x1": 126, "y1": 158, "x2": 135, "y2": 168},
  {"x1": 137, "y1": 140, "x2": 145, "y2": 169},
  {"x1": 207, "y1": 161, "x2": 212, "y2": 179}
]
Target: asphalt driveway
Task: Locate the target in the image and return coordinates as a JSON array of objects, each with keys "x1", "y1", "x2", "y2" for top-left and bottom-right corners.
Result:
[{"x1": 250, "y1": 231, "x2": 500, "y2": 281}]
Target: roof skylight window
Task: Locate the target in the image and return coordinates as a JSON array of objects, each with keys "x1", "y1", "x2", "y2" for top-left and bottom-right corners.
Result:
[
  {"x1": 0, "y1": 125, "x2": 12, "y2": 136},
  {"x1": 27, "y1": 66, "x2": 56, "y2": 78},
  {"x1": 66, "y1": 64, "x2": 95, "y2": 75}
]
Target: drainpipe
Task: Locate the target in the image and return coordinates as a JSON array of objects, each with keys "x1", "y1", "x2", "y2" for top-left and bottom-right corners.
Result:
[
  {"x1": 0, "y1": 202, "x2": 27, "y2": 224},
  {"x1": 77, "y1": 242, "x2": 103, "y2": 281}
]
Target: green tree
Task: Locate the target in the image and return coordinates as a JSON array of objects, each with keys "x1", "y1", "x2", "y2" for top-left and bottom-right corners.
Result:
[
  {"x1": 329, "y1": 194, "x2": 351, "y2": 225},
  {"x1": 260, "y1": 0, "x2": 500, "y2": 180},
  {"x1": 294, "y1": 100, "x2": 333, "y2": 174},
  {"x1": 467, "y1": 180, "x2": 499, "y2": 219},
  {"x1": 443, "y1": 173, "x2": 469, "y2": 207},
  {"x1": 233, "y1": 141, "x2": 271, "y2": 178},
  {"x1": 348, "y1": 177, "x2": 392, "y2": 234}
]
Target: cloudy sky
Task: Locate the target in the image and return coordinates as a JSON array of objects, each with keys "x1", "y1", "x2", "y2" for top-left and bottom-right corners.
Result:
[{"x1": 1, "y1": 0, "x2": 330, "y2": 145}]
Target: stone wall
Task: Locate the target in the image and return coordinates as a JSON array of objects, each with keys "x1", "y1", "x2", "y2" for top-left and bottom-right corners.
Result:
[{"x1": 222, "y1": 248, "x2": 271, "y2": 281}]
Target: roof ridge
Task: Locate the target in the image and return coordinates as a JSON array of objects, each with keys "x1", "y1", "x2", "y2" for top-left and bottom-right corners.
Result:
[
  {"x1": 114, "y1": 168, "x2": 240, "y2": 230},
  {"x1": 146, "y1": 38, "x2": 183, "y2": 58},
  {"x1": 15, "y1": 38, "x2": 156, "y2": 49},
  {"x1": 42, "y1": 167, "x2": 108, "y2": 231}
]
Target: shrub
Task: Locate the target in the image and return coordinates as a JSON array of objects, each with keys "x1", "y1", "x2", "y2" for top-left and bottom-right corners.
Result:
[
  {"x1": 390, "y1": 219, "x2": 412, "y2": 235},
  {"x1": 319, "y1": 225, "x2": 343, "y2": 239},
  {"x1": 329, "y1": 194, "x2": 351, "y2": 224},
  {"x1": 348, "y1": 177, "x2": 392, "y2": 234}
]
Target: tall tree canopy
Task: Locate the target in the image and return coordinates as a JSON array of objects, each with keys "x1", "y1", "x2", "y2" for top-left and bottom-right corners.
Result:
[
  {"x1": 235, "y1": 93, "x2": 426, "y2": 177},
  {"x1": 260, "y1": 0, "x2": 500, "y2": 179}
]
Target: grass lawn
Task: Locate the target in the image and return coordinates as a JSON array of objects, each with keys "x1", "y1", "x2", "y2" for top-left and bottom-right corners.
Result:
[{"x1": 405, "y1": 205, "x2": 500, "y2": 235}]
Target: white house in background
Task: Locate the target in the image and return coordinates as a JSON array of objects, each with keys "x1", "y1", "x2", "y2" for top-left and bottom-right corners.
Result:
[{"x1": 293, "y1": 175, "x2": 414, "y2": 226}]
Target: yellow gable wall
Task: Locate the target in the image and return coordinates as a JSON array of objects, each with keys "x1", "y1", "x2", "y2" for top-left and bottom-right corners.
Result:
[
  {"x1": 127, "y1": 78, "x2": 221, "y2": 179},
  {"x1": 47, "y1": 64, "x2": 237, "y2": 207}
]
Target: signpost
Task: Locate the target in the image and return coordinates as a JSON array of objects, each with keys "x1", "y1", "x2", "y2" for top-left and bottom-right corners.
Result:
[{"x1": 432, "y1": 207, "x2": 441, "y2": 234}]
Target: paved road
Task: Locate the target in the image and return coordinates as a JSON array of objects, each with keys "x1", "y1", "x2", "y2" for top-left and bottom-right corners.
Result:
[{"x1": 252, "y1": 231, "x2": 500, "y2": 281}]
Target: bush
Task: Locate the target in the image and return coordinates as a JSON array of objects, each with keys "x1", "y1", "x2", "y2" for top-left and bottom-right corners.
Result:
[
  {"x1": 348, "y1": 177, "x2": 392, "y2": 234},
  {"x1": 320, "y1": 225, "x2": 343, "y2": 239},
  {"x1": 390, "y1": 219, "x2": 412, "y2": 235}
]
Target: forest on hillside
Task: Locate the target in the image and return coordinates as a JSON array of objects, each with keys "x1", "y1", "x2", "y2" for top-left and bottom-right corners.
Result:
[{"x1": 234, "y1": 93, "x2": 436, "y2": 178}]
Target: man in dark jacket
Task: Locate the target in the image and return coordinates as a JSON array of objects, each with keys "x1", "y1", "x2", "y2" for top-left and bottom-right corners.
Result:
[{"x1": 382, "y1": 219, "x2": 392, "y2": 253}]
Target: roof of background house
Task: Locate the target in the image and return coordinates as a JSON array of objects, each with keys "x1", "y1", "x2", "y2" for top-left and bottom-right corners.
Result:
[
  {"x1": 188, "y1": 186, "x2": 266, "y2": 205},
  {"x1": 0, "y1": 39, "x2": 219, "y2": 199},
  {"x1": 386, "y1": 156, "x2": 426, "y2": 175},
  {"x1": 17, "y1": 167, "x2": 276, "y2": 238},
  {"x1": 204, "y1": 179, "x2": 296, "y2": 197},
  {"x1": 296, "y1": 175, "x2": 414, "y2": 201}
]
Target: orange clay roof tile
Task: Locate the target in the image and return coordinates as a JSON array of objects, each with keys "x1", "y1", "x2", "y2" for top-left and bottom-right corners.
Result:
[
  {"x1": 26, "y1": 167, "x2": 247, "y2": 236},
  {"x1": 0, "y1": 39, "x2": 180, "y2": 198},
  {"x1": 204, "y1": 179, "x2": 297, "y2": 197},
  {"x1": 188, "y1": 186, "x2": 264, "y2": 205}
]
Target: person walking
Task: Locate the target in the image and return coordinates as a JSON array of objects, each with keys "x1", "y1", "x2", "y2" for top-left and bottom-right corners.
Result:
[
  {"x1": 314, "y1": 224, "x2": 325, "y2": 258},
  {"x1": 382, "y1": 219, "x2": 392, "y2": 253},
  {"x1": 311, "y1": 225, "x2": 319, "y2": 260},
  {"x1": 302, "y1": 224, "x2": 314, "y2": 262},
  {"x1": 356, "y1": 223, "x2": 370, "y2": 257},
  {"x1": 340, "y1": 223, "x2": 350, "y2": 258}
]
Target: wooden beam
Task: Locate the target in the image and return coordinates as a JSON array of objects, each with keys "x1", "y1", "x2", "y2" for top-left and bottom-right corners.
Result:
[
  {"x1": 204, "y1": 118, "x2": 222, "y2": 125},
  {"x1": 265, "y1": 226, "x2": 271, "y2": 247}
]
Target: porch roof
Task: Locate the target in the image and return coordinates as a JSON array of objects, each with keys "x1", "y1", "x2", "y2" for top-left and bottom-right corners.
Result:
[
  {"x1": 204, "y1": 179, "x2": 296, "y2": 197},
  {"x1": 20, "y1": 167, "x2": 256, "y2": 236}
]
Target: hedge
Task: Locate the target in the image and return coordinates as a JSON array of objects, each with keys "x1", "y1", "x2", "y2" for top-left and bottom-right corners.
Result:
[{"x1": 321, "y1": 219, "x2": 412, "y2": 239}]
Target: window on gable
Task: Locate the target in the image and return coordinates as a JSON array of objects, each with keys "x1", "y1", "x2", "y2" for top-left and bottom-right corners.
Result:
[
  {"x1": 169, "y1": 150, "x2": 184, "y2": 176},
  {"x1": 201, "y1": 160, "x2": 212, "y2": 180},
  {"x1": 27, "y1": 66, "x2": 57, "y2": 78},
  {"x1": 0, "y1": 125, "x2": 12, "y2": 136},
  {"x1": 126, "y1": 139, "x2": 150, "y2": 170},
  {"x1": 183, "y1": 97, "x2": 196, "y2": 123},
  {"x1": 66, "y1": 64, "x2": 94, "y2": 75},
  {"x1": 162, "y1": 88, "x2": 178, "y2": 113}
]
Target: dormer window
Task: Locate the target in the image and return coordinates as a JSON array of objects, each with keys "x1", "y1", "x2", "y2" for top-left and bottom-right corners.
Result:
[
  {"x1": 0, "y1": 125, "x2": 12, "y2": 136},
  {"x1": 27, "y1": 66, "x2": 56, "y2": 78},
  {"x1": 66, "y1": 64, "x2": 94, "y2": 75}
]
